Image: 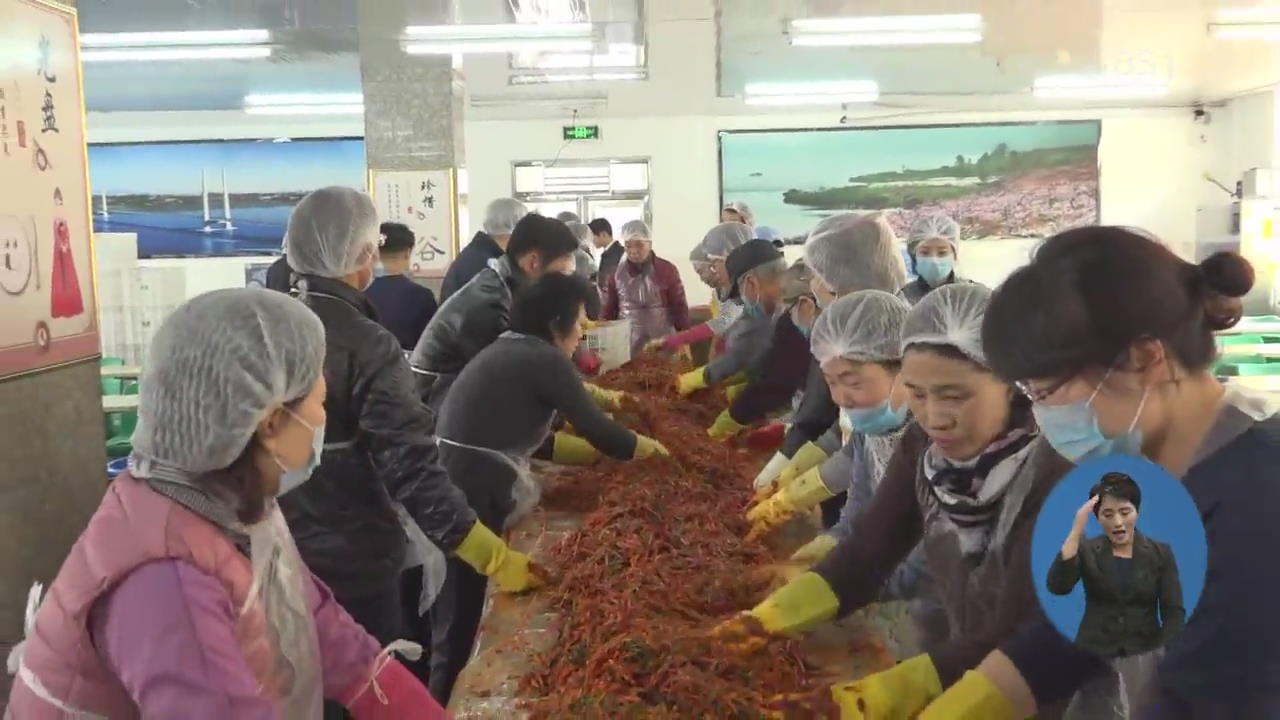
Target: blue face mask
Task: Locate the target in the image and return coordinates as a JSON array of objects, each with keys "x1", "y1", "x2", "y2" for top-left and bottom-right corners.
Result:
[
  {"x1": 275, "y1": 410, "x2": 324, "y2": 496},
  {"x1": 915, "y1": 256, "x2": 955, "y2": 288},
  {"x1": 842, "y1": 400, "x2": 909, "y2": 436},
  {"x1": 1032, "y1": 375, "x2": 1148, "y2": 463}
]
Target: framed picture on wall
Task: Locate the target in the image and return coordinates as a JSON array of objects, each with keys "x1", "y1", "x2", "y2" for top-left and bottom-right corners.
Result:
[
  {"x1": 718, "y1": 121, "x2": 1101, "y2": 245},
  {"x1": 88, "y1": 137, "x2": 367, "y2": 258}
]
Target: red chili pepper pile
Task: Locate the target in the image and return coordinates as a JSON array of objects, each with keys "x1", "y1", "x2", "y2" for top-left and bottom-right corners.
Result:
[{"x1": 519, "y1": 354, "x2": 818, "y2": 717}]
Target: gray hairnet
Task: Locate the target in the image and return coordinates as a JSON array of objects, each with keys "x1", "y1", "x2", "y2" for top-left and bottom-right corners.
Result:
[
  {"x1": 555, "y1": 210, "x2": 581, "y2": 223},
  {"x1": 804, "y1": 212, "x2": 906, "y2": 295},
  {"x1": 689, "y1": 243, "x2": 709, "y2": 264},
  {"x1": 573, "y1": 247, "x2": 597, "y2": 280},
  {"x1": 285, "y1": 187, "x2": 379, "y2": 278},
  {"x1": 566, "y1": 221, "x2": 593, "y2": 251},
  {"x1": 781, "y1": 259, "x2": 813, "y2": 303},
  {"x1": 901, "y1": 283, "x2": 992, "y2": 366},
  {"x1": 702, "y1": 222, "x2": 752, "y2": 259},
  {"x1": 908, "y1": 214, "x2": 961, "y2": 254},
  {"x1": 620, "y1": 219, "x2": 651, "y2": 242},
  {"x1": 483, "y1": 198, "x2": 528, "y2": 236},
  {"x1": 132, "y1": 288, "x2": 326, "y2": 473},
  {"x1": 810, "y1": 290, "x2": 911, "y2": 365},
  {"x1": 723, "y1": 201, "x2": 756, "y2": 227}
]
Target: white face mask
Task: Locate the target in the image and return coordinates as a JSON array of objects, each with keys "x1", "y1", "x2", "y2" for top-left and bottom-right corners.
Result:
[{"x1": 273, "y1": 410, "x2": 324, "y2": 496}]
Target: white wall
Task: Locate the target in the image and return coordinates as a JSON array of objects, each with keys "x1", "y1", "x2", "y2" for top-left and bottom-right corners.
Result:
[
  {"x1": 465, "y1": 108, "x2": 1207, "y2": 303},
  {"x1": 88, "y1": 104, "x2": 1224, "y2": 305}
]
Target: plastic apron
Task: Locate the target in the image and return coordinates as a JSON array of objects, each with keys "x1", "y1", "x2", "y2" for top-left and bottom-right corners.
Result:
[
  {"x1": 435, "y1": 415, "x2": 552, "y2": 533},
  {"x1": 394, "y1": 503, "x2": 449, "y2": 616},
  {"x1": 615, "y1": 261, "x2": 675, "y2": 355},
  {"x1": 913, "y1": 439, "x2": 1039, "y2": 656}
]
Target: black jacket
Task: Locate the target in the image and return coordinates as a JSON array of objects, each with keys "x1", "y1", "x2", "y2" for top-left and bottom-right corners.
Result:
[
  {"x1": 409, "y1": 256, "x2": 521, "y2": 411},
  {"x1": 729, "y1": 312, "x2": 811, "y2": 425},
  {"x1": 440, "y1": 231, "x2": 504, "y2": 303},
  {"x1": 1047, "y1": 531, "x2": 1184, "y2": 658},
  {"x1": 780, "y1": 358, "x2": 839, "y2": 457},
  {"x1": 596, "y1": 241, "x2": 623, "y2": 292},
  {"x1": 279, "y1": 275, "x2": 477, "y2": 601},
  {"x1": 265, "y1": 255, "x2": 293, "y2": 293}
]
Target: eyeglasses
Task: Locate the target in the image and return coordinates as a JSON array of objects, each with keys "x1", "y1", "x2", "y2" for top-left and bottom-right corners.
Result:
[{"x1": 1015, "y1": 377, "x2": 1071, "y2": 403}]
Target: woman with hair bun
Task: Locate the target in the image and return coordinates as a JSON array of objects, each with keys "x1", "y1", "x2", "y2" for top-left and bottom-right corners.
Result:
[{"x1": 920, "y1": 227, "x2": 1280, "y2": 719}]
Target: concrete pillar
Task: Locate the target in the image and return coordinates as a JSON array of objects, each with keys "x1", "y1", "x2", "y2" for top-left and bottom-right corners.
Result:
[
  {"x1": 358, "y1": 0, "x2": 463, "y2": 294},
  {"x1": 0, "y1": 0, "x2": 107, "y2": 705}
]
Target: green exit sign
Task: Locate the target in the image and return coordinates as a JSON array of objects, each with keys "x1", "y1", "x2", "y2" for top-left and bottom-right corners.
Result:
[{"x1": 563, "y1": 125, "x2": 601, "y2": 141}]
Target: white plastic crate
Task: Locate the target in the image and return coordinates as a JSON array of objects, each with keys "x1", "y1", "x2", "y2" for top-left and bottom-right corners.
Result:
[{"x1": 584, "y1": 319, "x2": 631, "y2": 372}]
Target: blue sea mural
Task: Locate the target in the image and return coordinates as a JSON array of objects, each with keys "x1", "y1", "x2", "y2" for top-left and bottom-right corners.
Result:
[{"x1": 88, "y1": 138, "x2": 366, "y2": 258}]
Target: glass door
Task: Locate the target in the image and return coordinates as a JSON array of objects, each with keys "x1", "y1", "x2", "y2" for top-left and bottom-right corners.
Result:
[{"x1": 583, "y1": 197, "x2": 646, "y2": 232}]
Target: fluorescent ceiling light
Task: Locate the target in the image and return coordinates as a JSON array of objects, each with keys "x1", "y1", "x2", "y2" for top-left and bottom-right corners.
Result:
[
  {"x1": 1209, "y1": 7, "x2": 1280, "y2": 39},
  {"x1": 791, "y1": 31, "x2": 981, "y2": 46},
  {"x1": 404, "y1": 22, "x2": 592, "y2": 40},
  {"x1": 1033, "y1": 74, "x2": 1168, "y2": 100},
  {"x1": 791, "y1": 14, "x2": 982, "y2": 33},
  {"x1": 79, "y1": 29, "x2": 271, "y2": 47},
  {"x1": 515, "y1": 42, "x2": 642, "y2": 70},
  {"x1": 81, "y1": 46, "x2": 272, "y2": 62},
  {"x1": 511, "y1": 70, "x2": 646, "y2": 84},
  {"x1": 405, "y1": 39, "x2": 594, "y2": 55},
  {"x1": 470, "y1": 94, "x2": 606, "y2": 108},
  {"x1": 789, "y1": 13, "x2": 982, "y2": 46},
  {"x1": 744, "y1": 80, "x2": 879, "y2": 105},
  {"x1": 244, "y1": 93, "x2": 364, "y2": 106},
  {"x1": 244, "y1": 104, "x2": 364, "y2": 116},
  {"x1": 1215, "y1": 7, "x2": 1280, "y2": 23}
]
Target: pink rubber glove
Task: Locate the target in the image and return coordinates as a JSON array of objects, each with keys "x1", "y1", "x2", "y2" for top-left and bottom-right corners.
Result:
[
  {"x1": 343, "y1": 658, "x2": 451, "y2": 719},
  {"x1": 662, "y1": 322, "x2": 715, "y2": 351}
]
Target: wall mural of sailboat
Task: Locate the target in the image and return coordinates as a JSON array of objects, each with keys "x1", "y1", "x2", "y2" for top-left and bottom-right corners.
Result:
[
  {"x1": 200, "y1": 168, "x2": 237, "y2": 233},
  {"x1": 96, "y1": 193, "x2": 110, "y2": 219}
]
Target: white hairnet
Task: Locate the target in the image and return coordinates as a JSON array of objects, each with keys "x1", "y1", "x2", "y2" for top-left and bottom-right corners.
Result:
[
  {"x1": 483, "y1": 197, "x2": 528, "y2": 236},
  {"x1": 804, "y1": 212, "x2": 906, "y2": 295},
  {"x1": 810, "y1": 290, "x2": 911, "y2": 365},
  {"x1": 285, "y1": 187, "x2": 379, "y2": 278},
  {"x1": 621, "y1": 219, "x2": 651, "y2": 242},
  {"x1": 723, "y1": 201, "x2": 756, "y2": 227},
  {"x1": 702, "y1": 222, "x2": 752, "y2": 259},
  {"x1": 566, "y1": 221, "x2": 593, "y2": 251},
  {"x1": 901, "y1": 283, "x2": 992, "y2": 366},
  {"x1": 132, "y1": 288, "x2": 326, "y2": 473},
  {"x1": 908, "y1": 214, "x2": 961, "y2": 253},
  {"x1": 555, "y1": 210, "x2": 581, "y2": 223}
]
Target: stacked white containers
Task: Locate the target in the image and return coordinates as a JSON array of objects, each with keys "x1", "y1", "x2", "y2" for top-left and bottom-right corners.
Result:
[{"x1": 92, "y1": 233, "x2": 187, "y2": 364}]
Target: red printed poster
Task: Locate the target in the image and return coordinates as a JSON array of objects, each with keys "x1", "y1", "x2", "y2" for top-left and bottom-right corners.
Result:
[{"x1": 0, "y1": 0, "x2": 98, "y2": 379}]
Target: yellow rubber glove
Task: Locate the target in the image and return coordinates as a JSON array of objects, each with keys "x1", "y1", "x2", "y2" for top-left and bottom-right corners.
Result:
[
  {"x1": 918, "y1": 670, "x2": 1016, "y2": 720},
  {"x1": 632, "y1": 433, "x2": 670, "y2": 459},
  {"x1": 644, "y1": 338, "x2": 666, "y2": 353},
  {"x1": 583, "y1": 382, "x2": 626, "y2": 410},
  {"x1": 677, "y1": 366, "x2": 709, "y2": 397},
  {"x1": 454, "y1": 522, "x2": 545, "y2": 593},
  {"x1": 552, "y1": 431, "x2": 600, "y2": 466},
  {"x1": 746, "y1": 466, "x2": 834, "y2": 541},
  {"x1": 756, "y1": 441, "x2": 829, "y2": 502},
  {"x1": 707, "y1": 410, "x2": 746, "y2": 441},
  {"x1": 725, "y1": 382, "x2": 747, "y2": 403},
  {"x1": 581, "y1": 319, "x2": 598, "y2": 331},
  {"x1": 769, "y1": 654, "x2": 942, "y2": 719},
  {"x1": 711, "y1": 572, "x2": 840, "y2": 654},
  {"x1": 790, "y1": 534, "x2": 838, "y2": 564}
]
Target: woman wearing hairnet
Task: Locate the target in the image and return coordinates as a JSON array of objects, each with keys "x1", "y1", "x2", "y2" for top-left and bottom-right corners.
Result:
[
  {"x1": 6, "y1": 289, "x2": 446, "y2": 719},
  {"x1": 751, "y1": 213, "x2": 907, "y2": 524},
  {"x1": 922, "y1": 228, "x2": 1280, "y2": 719},
  {"x1": 714, "y1": 284, "x2": 1075, "y2": 719},
  {"x1": 676, "y1": 239, "x2": 786, "y2": 399},
  {"x1": 277, "y1": 188, "x2": 542, "y2": 677},
  {"x1": 602, "y1": 219, "x2": 691, "y2": 354},
  {"x1": 648, "y1": 222, "x2": 750, "y2": 355},
  {"x1": 899, "y1": 214, "x2": 979, "y2": 305},
  {"x1": 722, "y1": 200, "x2": 756, "y2": 228},
  {"x1": 429, "y1": 272, "x2": 669, "y2": 703}
]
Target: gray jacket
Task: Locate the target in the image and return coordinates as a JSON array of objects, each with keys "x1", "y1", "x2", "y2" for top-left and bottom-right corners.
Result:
[{"x1": 704, "y1": 311, "x2": 775, "y2": 386}]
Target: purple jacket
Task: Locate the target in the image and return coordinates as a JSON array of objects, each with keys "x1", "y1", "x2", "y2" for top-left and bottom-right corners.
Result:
[{"x1": 90, "y1": 559, "x2": 381, "y2": 718}]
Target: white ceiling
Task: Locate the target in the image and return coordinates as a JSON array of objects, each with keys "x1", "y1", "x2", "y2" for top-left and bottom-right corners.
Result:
[{"x1": 78, "y1": 0, "x2": 1280, "y2": 117}]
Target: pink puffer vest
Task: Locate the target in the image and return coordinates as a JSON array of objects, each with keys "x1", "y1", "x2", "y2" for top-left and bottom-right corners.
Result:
[{"x1": 6, "y1": 474, "x2": 282, "y2": 718}]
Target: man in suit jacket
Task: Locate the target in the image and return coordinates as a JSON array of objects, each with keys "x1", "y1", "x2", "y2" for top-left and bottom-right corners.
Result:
[
  {"x1": 589, "y1": 217, "x2": 622, "y2": 292},
  {"x1": 1047, "y1": 473, "x2": 1185, "y2": 658}
]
